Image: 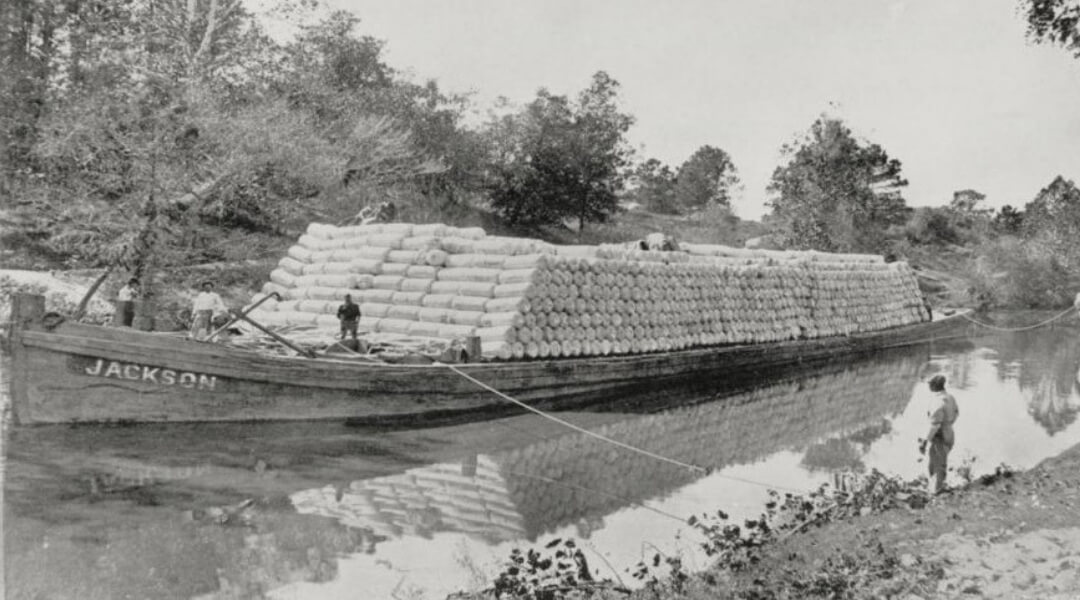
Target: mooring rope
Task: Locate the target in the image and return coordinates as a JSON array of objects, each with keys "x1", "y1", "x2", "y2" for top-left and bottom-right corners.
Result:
[
  {"x1": 444, "y1": 364, "x2": 710, "y2": 475},
  {"x1": 442, "y1": 363, "x2": 805, "y2": 494},
  {"x1": 959, "y1": 306, "x2": 1076, "y2": 332}
]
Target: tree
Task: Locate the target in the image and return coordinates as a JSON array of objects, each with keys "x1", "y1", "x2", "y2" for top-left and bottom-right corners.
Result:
[
  {"x1": 483, "y1": 72, "x2": 634, "y2": 229},
  {"x1": 674, "y1": 145, "x2": 740, "y2": 211},
  {"x1": 766, "y1": 117, "x2": 909, "y2": 252},
  {"x1": 950, "y1": 189, "x2": 987, "y2": 213},
  {"x1": 992, "y1": 205, "x2": 1024, "y2": 234},
  {"x1": 1021, "y1": 175, "x2": 1080, "y2": 269},
  {"x1": 625, "y1": 158, "x2": 678, "y2": 214},
  {"x1": 1022, "y1": 0, "x2": 1080, "y2": 58}
]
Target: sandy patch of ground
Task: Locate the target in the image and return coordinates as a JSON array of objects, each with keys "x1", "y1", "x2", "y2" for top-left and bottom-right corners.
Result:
[{"x1": 0, "y1": 268, "x2": 115, "y2": 323}]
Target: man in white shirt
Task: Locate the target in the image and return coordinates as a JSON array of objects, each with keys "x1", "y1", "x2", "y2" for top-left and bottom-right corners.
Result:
[
  {"x1": 115, "y1": 278, "x2": 139, "y2": 327},
  {"x1": 190, "y1": 281, "x2": 228, "y2": 340},
  {"x1": 919, "y1": 375, "x2": 959, "y2": 495}
]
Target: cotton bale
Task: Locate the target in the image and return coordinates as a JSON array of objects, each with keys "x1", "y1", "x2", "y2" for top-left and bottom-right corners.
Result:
[
  {"x1": 451, "y1": 295, "x2": 488, "y2": 312},
  {"x1": 355, "y1": 289, "x2": 396, "y2": 304},
  {"x1": 438, "y1": 237, "x2": 475, "y2": 254},
  {"x1": 349, "y1": 258, "x2": 383, "y2": 275},
  {"x1": 439, "y1": 324, "x2": 477, "y2": 339},
  {"x1": 310, "y1": 287, "x2": 355, "y2": 302},
  {"x1": 406, "y1": 321, "x2": 443, "y2": 338},
  {"x1": 376, "y1": 318, "x2": 413, "y2": 334},
  {"x1": 372, "y1": 275, "x2": 404, "y2": 290},
  {"x1": 491, "y1": 282, "x2": 535, "y2": 299},
  {"x1": 269, "y1": 269, "x2": 297, "y2": 288},
  {"x1": 400, "y1": 278, "x2": 433, "y2": 293},
  {"x1": 437, "y1": 267, "x2": 502, "y2": 283},
  {"x1": 400, "y1": 236, "x2": 439, "y2": 251},
  {"x1": 486, "y1": 297, "x2": 530, "y2": 313},
  {"x1": 456, "y1": 227, "x2": 486, "y2": 240},
  {"x1": 421, "y1": 294, "x2": 455, "y2": 308},
  {"x1": 476, "y1": 326, "x2": 515, "y2": 343},
  {"x1": 483, "y1": 341, "x2": 513, "y2": 360},
  {"x1": 261, "y1": 282, "x2": 289, "y2": 297},
  {"x1": 455, "y1": 282, "x2": 496, "y2": 297},
  {"x1": 480, "y1": 312, "x2": 524, "y2": 328},
  {"x1": 359, "y1": 302, "x2": 392, "y2": 318},
  {"x1": 405, "y1": 265, "x2": 438, "y2": 280},
  {"x1": 387, "y1": 304, "x2": 422, "y2": 320},
  {"x1": 422, "y1": 249, "x2": 448, "y2": 267},
  {"x1": 379, "y1": 263, "x2": 410, "y2": 277},
  {"x1": 295, "y1": 299, "x2": 333, "y2": 314},
  {"x1": 446, "y1": 310, "x2": 484, "y2": 327},
  {"x1": 364, "y1": 233, "x2": 405, "y2": 249},
  {"x1": 444, "y1": 253, "x2": 504, "y2": 268}
]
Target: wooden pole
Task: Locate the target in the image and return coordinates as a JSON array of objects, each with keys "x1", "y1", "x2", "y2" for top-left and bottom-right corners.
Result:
[
  {"x1": 73, "y1": 266, "x2": 114, "y2": 321},
  {"x1": 226, "y1": 309, "x2": 316, "y2": 358},
  {"x1": 8, "y1": 294, "x2": 46, "y2": 425},
  {"x1": 206, "y1": 292, "x2": 280, "y2": 341}
]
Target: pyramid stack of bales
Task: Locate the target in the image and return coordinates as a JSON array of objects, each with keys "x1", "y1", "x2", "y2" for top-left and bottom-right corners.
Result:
[{"x1": 249, "y1": 223, "x2": 930, "y2": 360}]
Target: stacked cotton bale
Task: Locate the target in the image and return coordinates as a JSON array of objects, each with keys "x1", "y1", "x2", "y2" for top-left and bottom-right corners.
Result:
[{"x1": 250, "y1": 223, "x2": 929, "y2": 360}]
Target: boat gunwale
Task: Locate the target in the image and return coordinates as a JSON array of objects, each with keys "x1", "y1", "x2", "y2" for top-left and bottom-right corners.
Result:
[{"x1": 19, "y1": 309, "x2": 973, "y2": 376}]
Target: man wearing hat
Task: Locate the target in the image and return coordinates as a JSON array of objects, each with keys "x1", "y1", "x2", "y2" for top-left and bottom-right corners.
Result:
[
  {"x1": 115, "y1": 278, "x2": 139, "y2": 327},
  {"x1": 190, "y1": 281, "x2": 228, "y2": 340},
  {"x1": 919, "y1": 375, "x2": 959, "y2": 495}
]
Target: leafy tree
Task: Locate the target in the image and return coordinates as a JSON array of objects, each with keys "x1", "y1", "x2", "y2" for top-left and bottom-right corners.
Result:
[
  {"x1": 1022, "y1": 0, "x2": 1080, "y2": 58},
  {"x1": 766, "y1": 117, "x2": 909, "y2": 252},
  {"x1": 625, "y1": 158, "x2": 678, "y2": 214},
  {"x1": 992, "y1": 204, "x2": 1024, "y2": 234},
  {"x1": 674, "y1": 145, "x2": 740, "y2": 211},
  {"x1": 2, "y1": 0, "x2": 446, "y2": 276},
  {"x1": 1021, "y1": 175, "x2": 1080, "y2": 269},
  {"x1": 950, "y1": 189, "x2": 987, "y2": 213},
  {"x1": 484, "y1": 72, "x2": 634, "y2": 229}
]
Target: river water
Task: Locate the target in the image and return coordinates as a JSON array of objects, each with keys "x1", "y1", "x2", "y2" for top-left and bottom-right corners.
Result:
[{"x1": 4, "y1": 323, "x2": 1080, "y2": 599}]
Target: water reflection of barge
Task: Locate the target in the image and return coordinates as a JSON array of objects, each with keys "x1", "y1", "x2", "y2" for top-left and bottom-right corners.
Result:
[
  {"x1": 291, "y1": 349, "x2": 925, "y2": 541},
  {"x1": 6, "y1": 291, "x2": 966, "y2": 425}
]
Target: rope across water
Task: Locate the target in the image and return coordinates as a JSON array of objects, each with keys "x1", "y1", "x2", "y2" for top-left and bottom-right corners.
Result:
[
  {"x1": 442, "y1": 363, "x2": 804, "y2": 494},
  {"x1": 959, "y1": 306, "x2": 1076, "y2": 332}
]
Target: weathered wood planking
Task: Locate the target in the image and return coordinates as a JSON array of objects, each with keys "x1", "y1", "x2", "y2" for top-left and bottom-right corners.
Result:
[{"x1": 6, "y1": 293, "x2": 972, "y2": 425}]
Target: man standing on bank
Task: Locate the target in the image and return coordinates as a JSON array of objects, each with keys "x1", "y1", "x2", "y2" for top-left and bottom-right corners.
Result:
[
  {"x1": 115, "y1": 278, "x2": 139, "y2": 327},
  {"x1": 190, "y1": 281, "x2": 228, "y2": 340},
  {"x1": 919, "y1": 374, "x2": 959, "y2": 495},
  {"x1": 337, "y1": 294, "x2": 361, "y2": 340}
]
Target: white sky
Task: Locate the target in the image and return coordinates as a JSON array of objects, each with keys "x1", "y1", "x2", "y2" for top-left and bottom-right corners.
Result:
[{"x1": 310, "y1": 0, "x2": 1080, "y2": 219}]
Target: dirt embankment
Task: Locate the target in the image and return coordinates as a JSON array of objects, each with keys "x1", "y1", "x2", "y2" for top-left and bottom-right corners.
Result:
[{"x1": 747, "y1": 443, "x2": 1080, "y2": 599}]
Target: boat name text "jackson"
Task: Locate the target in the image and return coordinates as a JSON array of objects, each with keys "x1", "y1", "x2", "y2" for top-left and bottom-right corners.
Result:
[{"x1": 84, "y1": 359, "x2": 217, "y2": 390}]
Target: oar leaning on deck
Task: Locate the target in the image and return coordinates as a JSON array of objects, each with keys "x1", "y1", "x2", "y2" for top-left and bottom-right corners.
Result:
[
  {"x1": 207, "y1": 292, "x2": 282, "y2": 341},
  {"x1": 225, "y1": 304, "x2": 317, "y2": 358}
]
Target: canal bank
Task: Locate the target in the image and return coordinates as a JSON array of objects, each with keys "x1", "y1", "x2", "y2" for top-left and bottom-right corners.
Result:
[
  {"x1": 709, "y1": 440, "x2": 1080, "y2": 600},
  {"x1": 455, "y1": 442, "x2": 1080, "y2": 599}
]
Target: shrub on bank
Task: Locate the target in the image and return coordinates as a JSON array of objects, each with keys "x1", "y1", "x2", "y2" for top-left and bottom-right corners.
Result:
[{"x1": 968, "y1": 237, "x2": 1075, "y2": 308}]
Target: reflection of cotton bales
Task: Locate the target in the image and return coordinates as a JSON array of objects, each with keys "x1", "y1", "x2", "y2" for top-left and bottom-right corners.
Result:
[
  {"x1": 291, "y1": 350, "x2": 923, "y2": 543},
  {"x1": 290, "y1": 455, "x2": 527, "y2": 545},
  {"x1": 251, "y1": 223, "x2": 929, "y2": 359}
]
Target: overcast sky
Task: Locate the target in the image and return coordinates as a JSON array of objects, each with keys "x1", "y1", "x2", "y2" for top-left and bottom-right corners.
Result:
[{"x1": 313, "y1": 0, "x2": 1080, "y2": 219}]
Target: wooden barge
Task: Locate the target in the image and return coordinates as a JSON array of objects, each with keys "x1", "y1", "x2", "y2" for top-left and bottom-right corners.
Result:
[{"x1": 5, "y1": 293, "x2": 971, "y2": 425}]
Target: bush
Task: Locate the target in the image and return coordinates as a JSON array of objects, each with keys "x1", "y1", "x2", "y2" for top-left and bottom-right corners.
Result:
[
  {"x1": 969, "y1": 237, "x2": 1074, "y2": 308},
  {"x1": 905, "y1": 208, "x2": 959, "y2": 245}
]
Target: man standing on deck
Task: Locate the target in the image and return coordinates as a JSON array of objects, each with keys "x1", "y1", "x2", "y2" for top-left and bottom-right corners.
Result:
[
  {"x1": 919, "y1": 375, "x2": 959, "y2": 495},
  {"x1": 337, "y1": 294, "x2": 361, "y2": 340},
  {"x1": 115, "y1": 278, "x2": 139, "y2": 327},
  {"x1": 190, "y1": 281, "x2": 228, "y2": 341}
]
